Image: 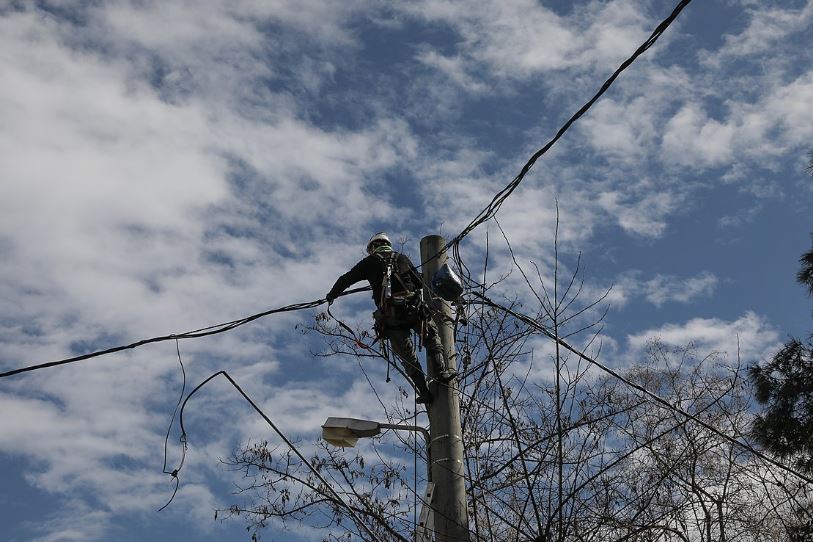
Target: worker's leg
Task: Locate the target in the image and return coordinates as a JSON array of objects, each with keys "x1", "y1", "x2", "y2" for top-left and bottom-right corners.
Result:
[
  {"x1": 386, "y1": 325, "x2": 421, "y2": 375},
  {"x1": 386, "y1": 325, "x2": 432, "y2": 402}
]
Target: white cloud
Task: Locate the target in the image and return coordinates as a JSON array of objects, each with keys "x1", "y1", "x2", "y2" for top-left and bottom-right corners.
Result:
[
  {"x1": 596, "y1": 184, "x2": 679, "y2": 238},
  {"x1": 0, "y1": 4, "x2": 422, "y2": 539},
  {"x1": 30, "y1": 501, "x2": 112, "y2": 542},
  {"x1": 416, "y1": 50, "x2": 488, "y2": 93},
  {"x1": 403, "y1": 0, "x2": 656, "y2": 79},
  {"x1": 614, "y1": 271, "x2": 719, "y2": 307},
  {"x1": 102, "y1": 0, "x2": 373, "y2": 57},
  {"x1": 0, "y1": 3, "x2": 423, "y2": 342},
  {"x1": 701, "y1": 1, "x2": 813, "y2": 66},
  {"x1": 572, "y1": 2, "x2": 813, "y2": 196},
  {"x1": 660, "y1": 72, "x2": 813, "y2": 170},
  {"x1": 661, "y1": 104, "x2": 736, "y2": 167},
  {"x1": 580, "y1": 97, "x2": 658, "y2": 159},
  {"x1": 626, "y1": 311, "x2": 780, "y2": 363}
]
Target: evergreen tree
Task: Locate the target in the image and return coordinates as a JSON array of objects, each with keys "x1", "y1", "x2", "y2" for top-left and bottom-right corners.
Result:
[
  {"x1": 750, "y1": 338, "x2": 813, "y2": 470},
  {"x1": 798, "y1": 233, "x2": 813, "y2": 297},
  {"x1": 750, "y1": 155, "x2": 813, "y2": 471}
]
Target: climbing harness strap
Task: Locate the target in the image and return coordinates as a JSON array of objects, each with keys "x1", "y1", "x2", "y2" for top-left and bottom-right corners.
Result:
[
  {"x1": 375, "y1": 252, "x2": 417, "y2": 308},
  {"x1": 327, "y1": 305, "x2": 375, "y2": 350},
  {"x1": 327, "y1": 305, "x2": 393, "y2": 382}
]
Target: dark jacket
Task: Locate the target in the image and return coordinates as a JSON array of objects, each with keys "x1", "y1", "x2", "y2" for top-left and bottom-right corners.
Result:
[{"x1": 328, "y1": 251, "x2": 422, "y2": 307}]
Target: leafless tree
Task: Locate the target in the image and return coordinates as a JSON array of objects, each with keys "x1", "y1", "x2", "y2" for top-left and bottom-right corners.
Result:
[{"x1": 218, "y1": 223, "x2": 809, "y2": 541}]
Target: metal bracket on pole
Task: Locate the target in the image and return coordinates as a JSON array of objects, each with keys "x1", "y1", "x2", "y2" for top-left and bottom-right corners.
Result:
[{"x1": 417, "y1": 482, "x2": 435, "y2": 542}]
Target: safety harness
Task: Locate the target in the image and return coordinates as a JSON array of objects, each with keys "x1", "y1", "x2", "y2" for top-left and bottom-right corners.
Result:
[
  {"x1": 373, "y1": 250, "x2": 431, "y2": 351},
  {"x1": 375, "y1": 252, "x2": 422, "y2": 312},
  {"x1": 326, "y1": 248, "x2": 443, "y2": 388}
]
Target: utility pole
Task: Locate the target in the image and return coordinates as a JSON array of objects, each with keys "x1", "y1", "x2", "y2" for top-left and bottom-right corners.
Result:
[{"x1": 420, "y1": 235, "x2": 470, "y2": 542}]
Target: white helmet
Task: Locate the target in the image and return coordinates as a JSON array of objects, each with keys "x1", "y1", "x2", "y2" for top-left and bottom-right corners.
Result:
[{"x1": 366, "y1": 232, "x2": 392, "y2": 254}]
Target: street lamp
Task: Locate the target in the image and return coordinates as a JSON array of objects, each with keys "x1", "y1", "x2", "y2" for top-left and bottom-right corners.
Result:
[
  {"x1": 321, "y1": 417, "x2": 431, "y2": 481},
  {"x1": 321, "y1": 417, "x2": 436, "y2": 542}
]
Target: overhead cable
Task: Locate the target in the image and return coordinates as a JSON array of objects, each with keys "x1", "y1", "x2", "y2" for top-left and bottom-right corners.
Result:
[
  {"x1": 0, "y1": 287, "x2": 370, "y2": 379},
  {"x1": 158, "y1": 339, "x2": 187, "y2": 508},
  {"x1": 444, "y1": 0, "x2": 693, "y2": 254},
  {"x1": 161, "y1": 369, "x2": 393, "y2": 542},
  {"x1": 474, "y1": 292, "x2": 813, "y2": 486},
  {"x1": 1, "y1": 0, "x2": 693, "y2": 381}
]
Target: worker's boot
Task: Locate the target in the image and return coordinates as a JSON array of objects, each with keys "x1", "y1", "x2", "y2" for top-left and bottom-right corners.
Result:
[{"x1": 412, "y1": 372, "x2": 433, "y2": 404}]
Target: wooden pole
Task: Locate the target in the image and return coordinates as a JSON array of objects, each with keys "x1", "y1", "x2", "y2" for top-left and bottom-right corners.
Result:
[{"x1": 420, "y1": 235, "x2": 470, "y2": 542}]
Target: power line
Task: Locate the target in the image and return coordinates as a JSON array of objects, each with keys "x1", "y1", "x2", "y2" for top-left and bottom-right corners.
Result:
[
  {"x1": 0, "y1": 287, "x2": 370, "y2": 379},
  {"x1": 3, "y1": 0, "x2": 771, "y2": 536},
  {"x1": 473, "y1": 292, "x2": 813, "y2": 486},
  {"x1": 444, "y1": 0, "x2": 693, "y2": 255},
  {"x1": 1, "y1": 0, "x2": 693, "y2": 383}
]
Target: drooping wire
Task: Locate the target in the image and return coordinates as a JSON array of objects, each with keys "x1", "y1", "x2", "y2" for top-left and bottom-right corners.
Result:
[
  {"x1": 157, "y1": 339, "x2": 187, "y2": 511},
  {"x1": 0, "y1": 287, "x2": 370, "y2": 380},
  {"x1": 327, "y1": 304, "x2": 377, "y2": 351},
  {"x1": 160, "y1": 369, "x2": 390, "y2": 542},
  {"x1": 326, "y1": 304, "x2": 414, "y2": 388}
]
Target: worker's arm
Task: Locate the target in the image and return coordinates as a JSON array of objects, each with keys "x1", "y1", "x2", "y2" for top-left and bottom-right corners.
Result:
[{"x1": 326, "y1": 258, "x2": 369, "y2": 303}]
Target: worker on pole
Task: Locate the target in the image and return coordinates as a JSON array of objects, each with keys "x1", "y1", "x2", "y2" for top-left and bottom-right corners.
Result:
[{"x1": 326, "y1": 232, "x2": 452, "y2": 404}]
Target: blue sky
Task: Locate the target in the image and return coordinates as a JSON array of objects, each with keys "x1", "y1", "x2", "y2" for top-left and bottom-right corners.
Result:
[{"x1": 1, "y1": 0, "x2": 812, "y2": 540}]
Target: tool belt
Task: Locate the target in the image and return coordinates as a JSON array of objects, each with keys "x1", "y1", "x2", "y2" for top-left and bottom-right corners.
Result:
[
  {"x1": 374, "y1": 291, "x2": 427, "y2": 330},
  {"x1": 373, "y1": 291, "x2": 435, "y2": 355}
]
